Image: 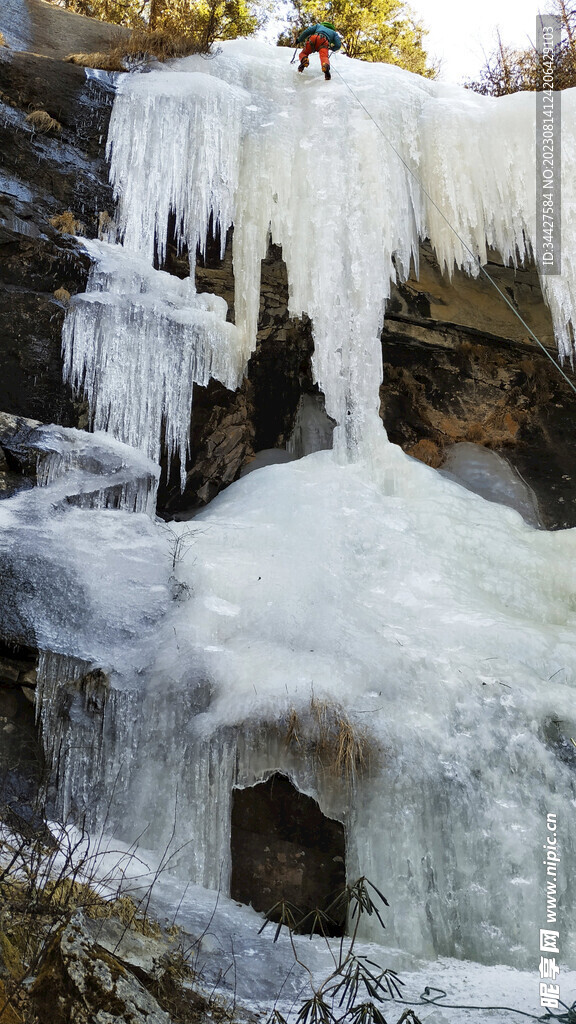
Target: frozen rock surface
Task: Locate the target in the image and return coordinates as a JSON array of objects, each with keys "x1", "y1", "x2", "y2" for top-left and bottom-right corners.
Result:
[
  {"x1": 0, "y1": 424, "x2": 169, "y2": 659},
  {"x1": 287, "y1": 393, "x2": 335, "y2": 458}
]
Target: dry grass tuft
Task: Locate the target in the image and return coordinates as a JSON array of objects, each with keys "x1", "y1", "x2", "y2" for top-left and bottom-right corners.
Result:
[
  {"x1": 53, "y1": 287, "x2": 71, "y2": 304},
  {"x1": 49, "y1": 212, "x2": 84, "y2": 236},
  {"x1": 406, "y1": 438, "x2": 443, "y2": 468},
  {"x1": 98, "y1": 210, "x2": 113, "y2": 240},
  {"x1": 311, "y1": 698, "x2": 368, "y2": 780},
  {"x1": 65, "y1": 22, "x2": 214, "y2": 73},
  {"x1": 114, "y1": 26, "x2": 209, "y2": 63},
  {"x1": 25, "y1": 110, "x2": 61, "y2": 134},
  {"x1": 284, "y1": 698, "x2": 374, "y2": 783},
  {"x1": 64, "y1": 50, "x2": 127, "y2": 71},
  {"x1": 334, "y1": 717, "x2": 368, "y2": 779},
  {"x1": 285, "y1": 707, "x2": 301, "y2": 749},
  {"x1": 0, "y1": 32, "x2": 7, "y2": 48}
]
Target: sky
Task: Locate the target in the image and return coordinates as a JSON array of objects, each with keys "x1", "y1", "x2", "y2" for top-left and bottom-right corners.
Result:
[{"x1": 409, "y1": 0, "x2": 546, "y2": 83}]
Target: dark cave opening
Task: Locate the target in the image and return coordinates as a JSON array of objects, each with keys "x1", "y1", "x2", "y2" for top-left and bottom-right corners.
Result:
[{"x1": 230, "y1": 772, "x2": 346, "y2": 936}]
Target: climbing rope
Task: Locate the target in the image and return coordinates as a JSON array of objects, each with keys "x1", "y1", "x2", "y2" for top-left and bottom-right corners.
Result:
[{"x1": 330, "y1": 58, "x2": 576, "y2": 399}]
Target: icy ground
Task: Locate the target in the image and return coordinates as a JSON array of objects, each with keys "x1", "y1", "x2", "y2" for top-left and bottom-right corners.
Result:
[
  {"x1": 98, "y1": 851, "x2": 576, "y2": 1024},
  {"x1": 26, "y1": 441, "x2": 576, "y2": 982},
  {"x1": 5, "y1": 36, "x2": 576, "y2": 1020},
  {"x1": 3, "y1": 822, "x2": 572, "y2": 1024}
]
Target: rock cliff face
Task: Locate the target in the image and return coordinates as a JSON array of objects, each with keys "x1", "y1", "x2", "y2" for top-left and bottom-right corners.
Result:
[
  {"x1": 1, "y1": 2, "x2": 576, "y2": 531},
  {"x1": 381, "y1": 250, "x2": 576, "y2": 530},
  {"x1": 0, "y1": 41, "x2": 114, "y2": 427}
]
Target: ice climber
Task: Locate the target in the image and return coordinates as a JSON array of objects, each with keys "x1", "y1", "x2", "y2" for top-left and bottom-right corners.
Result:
[{"x1": 297, "y1": 21, "x2": 342, "y2": 81}]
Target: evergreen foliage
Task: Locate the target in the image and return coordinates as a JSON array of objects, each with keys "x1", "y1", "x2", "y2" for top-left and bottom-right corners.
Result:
[
  {"x1": 52, "y1": 0, "x2": 269, "y2": 39},
  {"x1": 279, "y1": 0, "x2": 437, "y2": 78},
  {"x1": 260, "y1": 877, "x2": 422, "y2": 1024}
]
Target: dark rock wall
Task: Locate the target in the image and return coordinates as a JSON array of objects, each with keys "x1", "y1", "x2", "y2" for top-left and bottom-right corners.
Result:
[
  {"x1": 0, "y1": 639, "x2": 42, "y2": 822},
  {"x1": 381, "y1": 252, "x2": 576, "y2": 529},
  {"x1": 159, "y1": 240, "x2": 317, "y2": 515},
  {"x1": 0, "y1": 47, "x2": 115, "y2": 425}
]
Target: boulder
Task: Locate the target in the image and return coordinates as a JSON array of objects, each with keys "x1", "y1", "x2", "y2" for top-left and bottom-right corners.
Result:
[
  {"x1": 30, "y1": 912, "x2": 173, "y2": 1024},
  {"x1": 1, "y1": 0, "x2": 128, "y2": 59}
]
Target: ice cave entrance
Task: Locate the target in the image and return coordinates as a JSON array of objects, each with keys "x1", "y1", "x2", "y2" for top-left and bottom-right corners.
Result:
[{"x1": 230, "y1": 773, "x2": 346, "y2": 936}]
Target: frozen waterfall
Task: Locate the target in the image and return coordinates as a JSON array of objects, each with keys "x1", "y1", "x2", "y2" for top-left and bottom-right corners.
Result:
[
  {"x1": 11, "y1": 37, "x2": 576, "y2": 1018},
  {"x1": 63, "y1": 39, "x2": 576, "y2": 466}
]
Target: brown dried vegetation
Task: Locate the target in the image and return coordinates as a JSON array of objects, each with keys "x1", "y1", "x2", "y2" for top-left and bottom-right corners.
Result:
[
  {"x1": 64, "y1": 49, "x2": 127, "y2": 70},
  {"x1": 65, "y1": 23, "x2": 216, "y2": 70},
  {"x1": 49, "y1": 212, "x2": 84, "y2": 236},
  {"x1": 0, "y1": 806, "x2": 234, "y2": 1024},
  {"x1": 283, "y1": 698, "x2": 374, "y2": 782},
  {"x1": 116, "y1": 25, "x2": 213, "y2": 62},
  {"x1": 406, "y1": 437, "x2": 443, "y2": 468},
  {"x1": 25, "y1": 110, "x2": 61, "y2": 134}
]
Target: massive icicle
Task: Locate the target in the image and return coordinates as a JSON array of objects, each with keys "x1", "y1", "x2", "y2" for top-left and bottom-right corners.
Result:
[
  {"x1": 63, "y1": 242, "x2": 240, "y2": 486},
  {"x1": 63, "y1": 41, "x2": 576, "y2": 468}
]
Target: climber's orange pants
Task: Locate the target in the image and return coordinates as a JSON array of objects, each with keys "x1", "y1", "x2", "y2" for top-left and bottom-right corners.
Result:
[{"x1": 299, "y1": 34, "x2": 330, "y2": 69}]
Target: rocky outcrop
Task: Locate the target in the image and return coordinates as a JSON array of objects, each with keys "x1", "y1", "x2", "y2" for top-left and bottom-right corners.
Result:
[
  {"x1": 173, "y1": 229, "x2": 576, "y2": 528},
  {"x1": 30, "y1": 913, "x2": 173, "y2": 1024},
  {"x1": 0, "y1": 40, "x2": 115, "y2": 426},
  {"x1": 1, "y1": 894, "x2": 217, "y2": 1024},
  {"x1": 381, "y1": 248, "x2": 576, "y2": 529},
  {"x1": 2, "y1": 0, "x2": 128, "y2": 59}
]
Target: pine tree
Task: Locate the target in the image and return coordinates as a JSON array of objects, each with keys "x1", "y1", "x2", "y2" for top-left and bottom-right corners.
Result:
[
  {"x1": 56, "y1": 0, "x2": 267, "y2": 37},
  {"x1": 280, "y1": 0, "x2": 437, "y2": 78}
]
